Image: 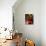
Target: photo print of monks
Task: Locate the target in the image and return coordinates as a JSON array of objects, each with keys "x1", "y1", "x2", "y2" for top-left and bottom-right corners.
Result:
[{"x1": 25, "y1": 14, "x2": 33, "y2": 24}]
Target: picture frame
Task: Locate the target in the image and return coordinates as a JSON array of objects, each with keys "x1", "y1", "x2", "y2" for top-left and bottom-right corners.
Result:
[{"x1": 25, "y1": 14, "x2": 33, "y2": 25}]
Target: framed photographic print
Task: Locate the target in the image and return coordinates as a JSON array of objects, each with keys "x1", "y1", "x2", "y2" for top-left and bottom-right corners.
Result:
[{"x1": 25, "y1": 14, "x2": 33, "y2": 25}]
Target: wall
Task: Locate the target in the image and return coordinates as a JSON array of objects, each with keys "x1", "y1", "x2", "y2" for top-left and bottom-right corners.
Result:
[
  {"x1": 0, "y1": 0, "x2": 16, "y2": 30},
  {"x1": 13, "y1": 0, "x2": 41, "y2": 46},
  {"x1": 41, "y1": 0, "x2": 46, "y2": 46}
]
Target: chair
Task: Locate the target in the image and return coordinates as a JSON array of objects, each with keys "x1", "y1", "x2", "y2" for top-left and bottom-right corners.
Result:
[{"x1": 14, "y1": 33, "x2": 23, "y2": 46}]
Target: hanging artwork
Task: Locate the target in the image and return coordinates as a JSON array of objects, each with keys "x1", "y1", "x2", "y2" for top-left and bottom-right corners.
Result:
[{"x1": 25, "y1": 14, "x2": 33, "y2": 24}]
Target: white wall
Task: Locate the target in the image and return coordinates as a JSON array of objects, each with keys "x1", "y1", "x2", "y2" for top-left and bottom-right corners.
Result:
[
  {"x1": 41, "y1": 0, "x2": 46, "y2": 46},
  {"x1": 13, "y1": 0, "x2": 41, "y2": 46},
  {"x1": 0, "y1": 0, "x2": 16, "y2": 30}
]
